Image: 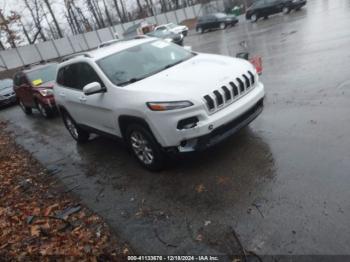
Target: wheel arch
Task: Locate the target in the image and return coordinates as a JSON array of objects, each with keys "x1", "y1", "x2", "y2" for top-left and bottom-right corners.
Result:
[{"x1": 118, "y1": 115, "x2": 154, "y2": 141}]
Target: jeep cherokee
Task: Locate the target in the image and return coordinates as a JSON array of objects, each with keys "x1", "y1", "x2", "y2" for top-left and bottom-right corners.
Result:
[{"x1": 54, "y1": 38, "x2": 265, "y2": 170}]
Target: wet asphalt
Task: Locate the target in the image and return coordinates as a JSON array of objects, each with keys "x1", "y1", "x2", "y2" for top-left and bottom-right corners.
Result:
[{"x1": 1, "y1": 0, "x2": 350, "y2": 256}]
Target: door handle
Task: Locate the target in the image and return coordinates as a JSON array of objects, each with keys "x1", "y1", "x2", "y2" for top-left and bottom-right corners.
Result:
[{"x1": 79, "y1": 96, "x2": 87, "y2": 102}]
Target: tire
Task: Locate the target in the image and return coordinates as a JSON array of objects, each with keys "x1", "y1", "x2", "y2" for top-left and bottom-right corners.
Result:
[
  {"x1": 126, "y1": 124, "x2": 164, "y2": 171},
  {"x1": 219, "y1": 22, "x2": 226, "y2": 30},
  {"x1": 62, "y1": 112, "x2": 90, "y2": 143},
  {"x1": 18, "y1": 99, "x2": 32, "y2": 115},
  {"x1": 283, "y1": 6, "x2": 290, "y2": 14},
  {"x1": 251, "y1": 14, "x2": 259, "y2": 22},
  {"x1": 37, "y1": 102, "x2": 53, "y2": 118},
  {"x1": 197, "y1": 27, "x2": 203, "y2": 34}
]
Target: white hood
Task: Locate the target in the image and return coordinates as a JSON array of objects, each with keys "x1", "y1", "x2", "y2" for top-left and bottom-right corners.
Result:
[{"x1": 128, "y1": 53, "x2": 255, "y2": 99}]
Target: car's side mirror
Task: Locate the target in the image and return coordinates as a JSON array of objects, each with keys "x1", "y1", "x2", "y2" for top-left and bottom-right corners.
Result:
[{"x1": 83, "y1": 82, "x2": 105, "y2": 96}]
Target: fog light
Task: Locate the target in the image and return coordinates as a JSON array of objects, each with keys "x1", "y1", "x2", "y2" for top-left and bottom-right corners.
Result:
[{"x1": 177, "y1": 117, "x2": 199, "y2": 130}]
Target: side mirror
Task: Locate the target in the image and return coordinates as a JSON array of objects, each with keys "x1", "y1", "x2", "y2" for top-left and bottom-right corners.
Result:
[
  {"x1": 184, "y1": 46, "x2": 192, "y2": 51},
  {"x1": 83, "y1": 82, "x2": 105, "y2": 96}
]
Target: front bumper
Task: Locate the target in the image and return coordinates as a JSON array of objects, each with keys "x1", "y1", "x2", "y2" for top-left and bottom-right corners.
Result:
[
  {"x1": 193, "y1": 99, "x2": 263, "y2": 151},
  {"x1": 149, "y1": 82, "x2": 265, "y2": 150},
  {"x1": 39, "y1": 96, "x2": 56, "y2": 109},
  {"x1": 0, "y1": 96, "x2": 17, "y2": 107}
]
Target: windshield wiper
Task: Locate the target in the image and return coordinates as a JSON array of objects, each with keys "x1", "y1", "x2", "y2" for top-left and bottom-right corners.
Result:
[
  {"x1": 119, "y1": 77, "x2": 145, "y2": 86},
  {"x1": 163, "y1": 59, "x2": 186, "y2": 70}
]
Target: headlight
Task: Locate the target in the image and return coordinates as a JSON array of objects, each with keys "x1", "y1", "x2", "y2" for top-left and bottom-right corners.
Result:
[
  {"x1": 147, "y1": 101, "x2": 193, "y2": 111},
  {"x1": 39, "y1": 89, "x2": 54, "y2": 97},
  {"x1": 164, "y1": 38, "x2": 173, "y2": 43}
]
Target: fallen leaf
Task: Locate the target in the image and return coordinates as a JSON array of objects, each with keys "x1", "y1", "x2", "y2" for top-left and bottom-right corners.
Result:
[
  {"x1": 30, "y1": 225, "x2": 41, "y2": 237},
  {"x1": 195, "y1": 184, "x2": 206, "y2": 193}
]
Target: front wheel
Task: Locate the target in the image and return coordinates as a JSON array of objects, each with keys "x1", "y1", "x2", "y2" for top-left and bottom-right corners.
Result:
[
  {"x1": 251, "y1": 14, "x2": 259, "y2": 22},
  {"x1": 62, "y1": 112, "x2": 90, "y2": 143},
  {"x1": 19, "y1": 99, "x2": 32, "y2": 115},
  {"x1": 37, "y1": 102, "x2": 53, "y2": 118},
  {"x1": 219, "y1": 22, "x2": 226, "y2": 30},
  {"x1": 283, "y1": 6, "x2": 290, "y2": 14},
  {"x1": 126, "y1": 124, "x2": 164, "y2": 171}
]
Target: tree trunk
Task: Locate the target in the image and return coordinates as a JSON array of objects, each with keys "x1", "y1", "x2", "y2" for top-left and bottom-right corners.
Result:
[
  {"x1": 43, "y1": 0, "x2": 63, "y2": 38},
  {"x1": 113, "y1": 0, "x2": 123, "y2": 23}
]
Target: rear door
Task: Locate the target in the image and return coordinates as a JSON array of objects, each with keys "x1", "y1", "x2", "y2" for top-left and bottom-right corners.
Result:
[{"x1": 56, "y1": 63, "x2": 84, "y2": 121}]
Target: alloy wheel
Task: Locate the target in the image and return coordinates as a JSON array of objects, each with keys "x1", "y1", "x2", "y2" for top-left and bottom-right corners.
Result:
[{"x1": 130, "y1": 131, "x2": 154, "y2": 165}]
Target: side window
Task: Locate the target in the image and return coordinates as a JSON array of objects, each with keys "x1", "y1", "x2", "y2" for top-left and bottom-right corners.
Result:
[
  {"x1": 78, "y1": 63, "x2": 104, "y2": 90},
  {"x1": 57, "y1": 64, "x2": 80, "y2": 90}
]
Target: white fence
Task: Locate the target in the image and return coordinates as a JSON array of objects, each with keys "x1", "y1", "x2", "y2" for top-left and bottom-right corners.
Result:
[{"x1": 0, "y1": 3, "x2": 214, "y2": 71}]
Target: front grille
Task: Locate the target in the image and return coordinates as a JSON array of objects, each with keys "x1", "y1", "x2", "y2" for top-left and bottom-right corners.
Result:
[{"x1": 203, "y1": 71, "x2": 257, "y2": 113}]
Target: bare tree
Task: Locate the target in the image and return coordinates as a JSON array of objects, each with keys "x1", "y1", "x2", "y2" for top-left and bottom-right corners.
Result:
[
  {"x1": 23, "y1": 0, "x2": 47, "y2": 42},
  {"x1": 0, "y1": 9, "x2": 20, "y2": 48},
  {"x1": 43, "y1": 0, "x2": 63, "y2": 38}
]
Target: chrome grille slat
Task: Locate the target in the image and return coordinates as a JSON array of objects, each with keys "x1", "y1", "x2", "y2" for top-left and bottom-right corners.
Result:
[{"x1": 203, "y1": 71, "x2": 257, "y2": 113}]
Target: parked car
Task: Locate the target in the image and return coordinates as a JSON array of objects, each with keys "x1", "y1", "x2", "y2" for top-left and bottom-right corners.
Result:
[
  {"x1": 154, "y1": 23, "x2": 189, "y2": 36},
  {"x1": 147, "y1": 30, "x2": 184, "y2": 46},
  {"x1": 54, "y1": 38, "x2": 264, "y2": 171},
  {"x1": 13, "y1": 63, "x2": 58, "y2": 118},
  {"x1": 0, "y1": 79, "x2": 17, "y2": 107},
  {"x1": 123, "y1": 21, "x2": 155, "y2": 38},
  {"x1": 282, "y1": 0, "x2": 307, "y2": 13},
  {"x1": 196, "y1": 13, "x2": 238, "y2": 34},
  {"x1": 246, "y1": 0, "x2": 306, "y2": 22}
]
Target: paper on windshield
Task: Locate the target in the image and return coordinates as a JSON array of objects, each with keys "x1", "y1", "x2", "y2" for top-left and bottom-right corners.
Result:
[{"x1": 32, "y1": 79, "x2": 43, "y2": 86}]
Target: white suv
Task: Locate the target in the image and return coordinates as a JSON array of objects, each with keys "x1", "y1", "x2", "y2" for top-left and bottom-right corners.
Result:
[{"x1": 54, "y1": 38, "x2": 265, "y2": 170}]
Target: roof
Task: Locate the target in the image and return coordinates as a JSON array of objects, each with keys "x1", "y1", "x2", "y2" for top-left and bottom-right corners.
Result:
[
  {"x1": 63, "y1": 37, "x2": 155, "y2": 63},
  {"x1": 23, "y1": 62, "x2": 58, "y2": 73}
]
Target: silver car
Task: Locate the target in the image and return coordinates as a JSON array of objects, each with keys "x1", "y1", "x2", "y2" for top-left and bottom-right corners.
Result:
[{"x1": 0, "y1": 79, "x2": 17, "y2": 107}]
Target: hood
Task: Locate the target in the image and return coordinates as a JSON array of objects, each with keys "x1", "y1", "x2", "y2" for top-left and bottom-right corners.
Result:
[
  {"x1": 0, "y1": 86, "x2": 14, "y2": 96},
  {"x1": 128, "y1": 53, "x2": 255, "y2": 100},
  {"x1": 36, "y1": 80, "x2": 55, "y2": 89}
]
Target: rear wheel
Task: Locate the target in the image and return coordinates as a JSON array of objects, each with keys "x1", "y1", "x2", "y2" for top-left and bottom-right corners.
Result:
[
  {"x1": 126, "y1": 124, "x2": 164, "y2": 171},
  {"x1": 37, "y1": 102, "x2": 53, "y2": 118},
  {"x1": 197, "y1": 27, "x2": 203, "y2": 34},
  {"x1": 62, "y1": 112, "x2": 90, "y2": 143},
  {"x1": 19, "y1": 99, "x2": 32, "y2": 115}
]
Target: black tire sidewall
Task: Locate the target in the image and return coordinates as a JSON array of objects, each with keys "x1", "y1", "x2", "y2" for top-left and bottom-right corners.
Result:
[
  {"x1": 62, "y1": 112, "x2": 89, "y2": 143},
  {"x1": 126, "y1": 124, "x2": 164, "y2": 171}
]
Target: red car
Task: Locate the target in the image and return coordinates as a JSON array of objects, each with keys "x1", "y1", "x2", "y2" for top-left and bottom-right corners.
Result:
[{"x1": 13, "y1": 63, "x2": 57, "y2": 118}]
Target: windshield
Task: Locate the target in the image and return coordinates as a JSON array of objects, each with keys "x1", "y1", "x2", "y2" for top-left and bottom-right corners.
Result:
[
  {"x1": 97, "y1": 40, "x2": 195, "y2": 86},
  {"x1": 167, "y1": 23, "x2": 177, "y2": 29},
  {"x1": 0, "y1": 79, "x2": 13, "y2": 90},
  {"x1": 26, "y1": 64, "x2": 57, "y2": 85}
]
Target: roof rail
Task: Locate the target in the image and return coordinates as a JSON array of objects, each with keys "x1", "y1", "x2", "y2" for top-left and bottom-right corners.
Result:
[
  {"x1": 61, "y1": 52, "x2": 93, "y2": 62},
  {"x1": 22, "y1": 60, "x2": 48, "y2": 70}
]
